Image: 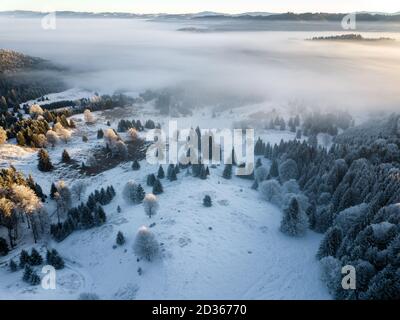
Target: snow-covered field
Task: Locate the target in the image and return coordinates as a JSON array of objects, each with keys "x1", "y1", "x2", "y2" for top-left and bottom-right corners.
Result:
[{"x1": 0, "y1": 89, "x2": 330, "y2": 300}]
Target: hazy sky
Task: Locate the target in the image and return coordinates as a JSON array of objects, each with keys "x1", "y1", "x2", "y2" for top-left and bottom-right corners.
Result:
[{"x1": 1, "y1": 0, "x2": 399, "y2": 14}]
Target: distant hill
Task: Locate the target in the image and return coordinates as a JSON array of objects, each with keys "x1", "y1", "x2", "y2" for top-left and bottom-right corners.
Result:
[
  {"x1": 0, "y1": 49, "x2": 45, "y2": 73},
  {"x1": 1, "y1": 10, "x2": 400, "y2": 22}
]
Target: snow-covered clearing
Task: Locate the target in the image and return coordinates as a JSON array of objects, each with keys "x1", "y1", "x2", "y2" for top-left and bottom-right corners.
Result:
[{"x1": 0, "y1": 89, "x2": 330, "y2": 300}]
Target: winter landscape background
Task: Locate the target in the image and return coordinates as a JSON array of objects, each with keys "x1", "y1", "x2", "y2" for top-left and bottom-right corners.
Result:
[{"x1": 0, "y1": 10, "x2": 400, "y2": 300}]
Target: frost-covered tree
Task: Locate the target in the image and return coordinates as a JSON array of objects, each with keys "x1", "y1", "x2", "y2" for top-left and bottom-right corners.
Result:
[
  {"x1": 143, "y1": 193, "x2": 159, "y2": 218},
  {"x1": 269, "y1": 159, "x2": 279, "y2": 178},
  {"x1": 280, "y1": 197, "x2": 308, "y2": 236},
  {"x1": 282, "y1": 179, "x2": 300, "y2": 194},
  {"x1": 0, "y1": 126, "x2": 7, "y2": 144},
  {"x1": 316, "y1": 226, "x2": 343, "y2": 259},
  {"x1": 279, "y1": 158, "x2": 298, "y2": 182},
  {"x1": 71, "y1": 181, "x2": 87, "y2": 201},
  {"x1": 152, "y1": 179, "x2": 163, "y2": 195},
  {"x1": 127, "y1": 128, "x2": 138, "y2": 141},
  {"x1": 29, "y1": 104, "x2": 44, "y2": 117},
  {"x1": 104, "y1": 128, "x2": 118, "y2": 145},
  {"x1": 133, "y1": 226, "x2": 160, "y2": 261},
  {"x1": 84, "y1": 109, "x2": 95, "y2": 124},
  {"x1": 259, "y1": 180, "x2": 282, "y2": 207},
  {"x1": 55, "y1": 181, "x2": 72, "y2": 212},
  {"x1": 46, "y1": 130, "x2": 59, "y2": 147},
  {"x1": 254, "y1": 166, "x2": 268, "y2": 182},
  {"x1": 12, "y1": 184, "x2": 42, "y2": 242},
  {"x1": 319, "y1": 256, "x2": 342, "y2": 297}
]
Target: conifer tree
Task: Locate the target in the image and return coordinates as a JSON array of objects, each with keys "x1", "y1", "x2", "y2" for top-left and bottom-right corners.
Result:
[
  {"x1": 152, "y1": 179, "x2": 163, "y2": 195},
  {"x1": 46, "y1": 249, "x2": 65, "y2": 270},
  {"x1": 0, "y1": 237, "x2": 9, "y2": 256},
  {"x1": 29, "y1": 248, "x2": 43, "y2": 266},
  {"x1": 203, "y1": 195, "x2": 212, "y2": 207},
  {"x1": 19, "y1": 249, "x2": 30, "y2": 268},
  {"x1": 269, "y1": 159, "x2": 279, "y2": 178},
  {"x1": 280, "y1": 197, "x2": 308, "y2": 237},
  {"x1": 157, "y1": 165, "x2": 165, "y2": 179},
  {"x1": 132, "y1": 160, "x2": 140, "y2": 170},
  {"x1": 50, "y1": 183, "x2": 57, "y2": 199},
  {"x1": 169, "y1": 169, "x2": 177, "y2": 181},
  {"x1": 38, "y1": 149, "x2": 53, "y2": 172},
  {"x1": 147, "y1": 174, "x2": 156, "y2": 187},
  {"x1": 222, "y1": 164, "x2": 232, "y2": 179},
  {"x1": 116, "y1": 231, "x2": 125, "y2": 246},
  {"x1": 62, "y1": 149, "x2": 71, "y2": 163},
  {"x1": 316, "y1": 226, "x2": 343, "y2": 259},
  {"x1": 9, "y1": 259, "x2": 17, "y2": 272}
]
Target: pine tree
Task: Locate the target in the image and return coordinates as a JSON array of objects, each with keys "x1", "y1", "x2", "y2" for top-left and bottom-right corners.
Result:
[
  {"x1": 46, "y1": 249, "x2": 64, "y2": 270},
  {"x1": 169, "y1": 169, "x2": 177, "y2": 181},
  {"x1": 80, "y1": 206, "x2": 94, "y2": 229},
  {"x1": 50, "y1": 183, "x2": 57, "y2": 199},
  {"x1": 203, "y1": 195, "x2": 212, "y2": 207},
  {"x1": 94, "y1": 206, "x2": 107, "y2": 225},
  {"x1": 22, "y1": 265, "x2": 33, "y2": 282},
  {"x1": 116, "y1": 231, "x2": 125, "y2": 246},
  {"x1": 147, "y1": 174, "x2": 156, "y2": 187},
  {"x1": 269, "y1": 159, "x2": 279, "y2": 178},
  {"x1": 132, "y1": 160, "x2": 140, "y2": 170},
  {"x1": 135, "y1": 184, "x2": 145, "y2": 203},
  {"x1": 174, "y1": 164, "x2": 180, "y2": 174},
  {"x1": 38, "y1": 149, "x2": 53, "y2": 172},
  {"x1": 222, "y1": 164, "x2": 232, "y2": 179},
  {"x1": 97, "y1": 129, "x2": 104, "y2": 139},
  {"x1": 0, "y1": 237, "x2": 9, "y2": 256},
  {"x1": 157, "y1": 165, "x2": 165, "y2": 179},
  {"x1": 316, "y1": 226, "x2": 343, "y2": 259},
  {"x1": 167, "y1": 164, "x2": 175, "y2": 179},
  {"x1": 280, "y1": 197, "x2": 308, "y2": 237},
  {"x1": 62, "y1": 149, "x2": 71, "y2": 163},
  {"x1": 19, "y1": 249, "x2": 30, "y2": 268},
  {"x1": 29, "y1": 248, "x2": 43, "y2": 266},
  {"x1": 199, "y1": 165, "x2": 207, "y2": 180},
  {"x1": 256, "y1": 158, "x2": 262, "y2": 168},
  {"x1": 152, "y1": 179, "x2": 163, "y2": 195},
  {"x1": 29, "y1": 271, "x2": 41, "y2": 285},
  {"x1": 9, "y1": 259, "x2": 17, "y2": 272}
]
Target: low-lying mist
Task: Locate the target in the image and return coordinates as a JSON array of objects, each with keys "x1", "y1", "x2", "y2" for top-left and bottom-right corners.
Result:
[{"x1": 1, "y1": 16, "x2": 400, "y2": 113}]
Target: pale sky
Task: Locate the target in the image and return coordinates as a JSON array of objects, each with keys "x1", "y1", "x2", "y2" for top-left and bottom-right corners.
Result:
[{"x1": 0, "y1": 0, "x2": 399, "y2": 14}]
